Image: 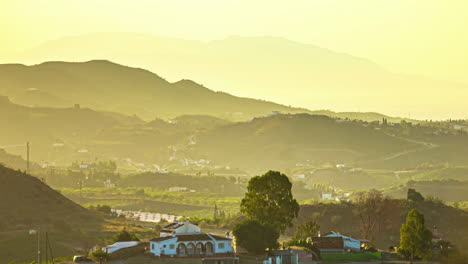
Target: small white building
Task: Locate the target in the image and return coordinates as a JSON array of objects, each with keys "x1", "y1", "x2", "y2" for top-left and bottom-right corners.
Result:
[
  {"x1": 169, "y1": 187, "x2": 188, "y2": 192},
  {"x1": 150, "y1": 233, "x2": 234, "y2": 257}
]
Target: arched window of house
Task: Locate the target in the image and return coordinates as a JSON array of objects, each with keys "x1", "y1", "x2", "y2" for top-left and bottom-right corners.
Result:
[
  {"x1": 195, "y1": 242, "x2": 204, "y2": 255},
  {"x1": 186, "y1": 242, "x2": 196, "y2": 255},
  {"x1": 177, "y1": 243, "x2": 187, "y2": 256},
  {"x1": 205, "y1": 242, "x2": 214, "y2": 255}
]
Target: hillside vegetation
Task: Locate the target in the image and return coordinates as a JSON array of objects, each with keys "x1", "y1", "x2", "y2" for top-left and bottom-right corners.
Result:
[
  {"x1": 193, "y1": 114, "x2": 417, "y2": 172},
  {"x1": 294, "y1": 199, "x2": 468, "y2": 252},
  {"x1": 0, "y1": 165, "x2": 96, "y2": 231},
  {"x1": 0, "y1": 164, "x2": 160, "y2": 263}
]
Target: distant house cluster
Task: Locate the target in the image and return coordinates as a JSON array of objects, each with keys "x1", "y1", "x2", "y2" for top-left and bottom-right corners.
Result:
[{"x1": 112, "y1": 209, "x2": 182, "y2": 223}]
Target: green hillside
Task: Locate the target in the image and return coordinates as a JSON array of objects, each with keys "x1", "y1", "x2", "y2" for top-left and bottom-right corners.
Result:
[
  {"x1": 0, "y1": 165, "x2": 96, "y2": 231},
  {"x1": 2, "y1": 94, "x2": 468, "y2": 175},
  {"x1": 192, "y1": 114, "x2": 418, "y2": 172},
  {"x1": 0, "y1": 165, "x2": 103, "y2": 262}
]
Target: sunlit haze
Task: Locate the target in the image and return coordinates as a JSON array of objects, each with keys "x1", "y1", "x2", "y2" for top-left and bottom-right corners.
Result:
[{"x1": 2, "y1": 0, "x2": 468, "y2": 119}]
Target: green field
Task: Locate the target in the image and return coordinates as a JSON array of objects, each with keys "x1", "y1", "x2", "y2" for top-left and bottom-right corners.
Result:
[
  {"x1": 60, "y1": 187, "x2": 242, "y2": 218},
  {"x1": 321, "y1": 252, "x2": 382, "y2": 262}
]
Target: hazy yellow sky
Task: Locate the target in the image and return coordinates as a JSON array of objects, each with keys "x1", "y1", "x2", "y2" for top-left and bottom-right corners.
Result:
[{"x1": 1, "y1": 0, "x2": 467, "y2": 84}]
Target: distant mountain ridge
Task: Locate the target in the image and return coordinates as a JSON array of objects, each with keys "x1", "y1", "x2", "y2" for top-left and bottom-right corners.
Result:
[
  {"x1": 0, "y1": 60, "x2": 310, "y2": 121},
  {"x1": 6, "y1": 32, "x2": 468, "y2": 119},
  {"x1": 0, "y1": 59, "x2": 415, "y2": 123}
]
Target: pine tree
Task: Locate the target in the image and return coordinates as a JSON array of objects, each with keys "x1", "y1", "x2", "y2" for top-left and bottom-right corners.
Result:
[{"x1": 213, "y1": 203, "x2": 218, "y2": 219}]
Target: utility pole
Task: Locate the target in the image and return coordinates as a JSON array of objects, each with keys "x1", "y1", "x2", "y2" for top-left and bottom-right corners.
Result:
[
  {"x1": 37, "y1": 228, "x2": 41, "y2": 264},
  {"x1": 45, "y1": 231, "x2": 48, "y2": 264},
  {"x1": 79, "y1": 180, "x2": 83, "y2": 199},
  {"x1": 26, "y1": 142, "x2": 30, "y2": 173}
]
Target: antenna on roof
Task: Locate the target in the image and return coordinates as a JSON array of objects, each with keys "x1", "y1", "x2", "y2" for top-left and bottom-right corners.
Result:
[{"x1": 26, "y1": 142, "x2": 30, "y2": 173}]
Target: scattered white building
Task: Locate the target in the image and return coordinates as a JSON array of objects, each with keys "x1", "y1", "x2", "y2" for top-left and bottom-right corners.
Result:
[
  {"x1": 294, "y1": 174, "x2": 305, "y2": 180},
  {"x1": 321, "y1": 193, "x2": 334, "y2": 201},
  {"x1": 103, "y1": 179, "x2": 116, "y2": 188},
  {"x1": 169, "y1": 187, "x2": 189, "y2": 192},
  {"x1": 112, "y1": 209, "x2": 182, "y2": 223}
]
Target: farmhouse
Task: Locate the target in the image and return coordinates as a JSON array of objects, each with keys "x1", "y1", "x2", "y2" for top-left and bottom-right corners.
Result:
[
  {"x1": 324, "y1": 232, "x2": 362, "y2": 252},
  {"x1": 150, "y1": 232, "x2": 234, "y2": 258},
  {"x1": 311, "y1": 237, "x2": 344, "y2": 254}
]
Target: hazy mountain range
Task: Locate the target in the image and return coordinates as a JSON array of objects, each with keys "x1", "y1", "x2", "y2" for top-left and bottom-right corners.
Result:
[
  {"x1": 0, "y1": 60, "x2": 413, "y2": 123},
  {"x1": 0, "y1": 60, "x2": 310, "y2": 121},
  {"x1": 1, "y1": 59, "x2": 468, "y2": 173},
  {"x1": 4, "y1": 32, "x2": 468, "y2": 119}
]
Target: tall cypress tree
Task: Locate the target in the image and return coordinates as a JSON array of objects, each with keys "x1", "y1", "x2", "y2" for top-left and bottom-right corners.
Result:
[{"x1": 399, "y1": 209, "x2": 433, "y2": 262}]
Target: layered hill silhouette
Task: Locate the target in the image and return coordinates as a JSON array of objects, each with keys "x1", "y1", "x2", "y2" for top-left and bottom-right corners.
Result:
[
  {"x1": 0, "y1": 60, "x2": 311, "y2": 121},
  {"x1": 0, "y1": 95, "x2": 184, "y2": 166},
  {"x1": 3, "y1": 96, "x2": 468, "y2": 173},
  {"x1": 6, "y1": 32, "x2": 468, "y2": 119},
  {"x1": 0, "y1": 97, "x2": 416, "y2": 171}
]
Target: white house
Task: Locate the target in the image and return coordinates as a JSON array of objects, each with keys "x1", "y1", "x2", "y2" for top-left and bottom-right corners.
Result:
[
  {"x1": 324, "y1": 232, "x2": 361, "y2": 252},
  {"x1": 161, "y1": 221, "x2": 201, "y2": 235},
  {"x1": 169, "y1": 187, "x2": 189, "y2": 192},
  {"x1": 321, "y1": 193, "x2": 334, "y2": 201},
  {"x1": 150, "y1": 232, "x2": 234, "y2": 257}
]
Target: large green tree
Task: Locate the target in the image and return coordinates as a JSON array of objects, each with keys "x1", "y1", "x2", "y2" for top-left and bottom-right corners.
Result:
[
  {"x1": 399, "y1": 209, "x2": 433, "y2": 262},
  {"x1": 232, "y1": 219, "x2": 279, "y2": 254},
  {"x1": 241, "y1": 171, "x2": 299, "y2": 233}
]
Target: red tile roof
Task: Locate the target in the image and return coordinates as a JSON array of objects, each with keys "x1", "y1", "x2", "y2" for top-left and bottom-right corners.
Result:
[
  {"x1": 176, "y1": 234, "x2": 213, "y2": 242},
  {"x1": 311, "y1": 237, "x2": 344, "y2": 249},
  {"x1": 150, "y1": 236, "x2": 177, "y2": 242}
]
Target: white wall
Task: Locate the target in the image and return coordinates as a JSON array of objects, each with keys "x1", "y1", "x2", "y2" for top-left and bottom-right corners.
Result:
[
  {"x1": 150, "y1": 238, "x2": 178, "y2": 256},
  {"x1": 215, "y1": 240, "x2": 234, "y2": 254},
  {"x1": 103, "y1": 241, "x2": 139, "y2": 254}
]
